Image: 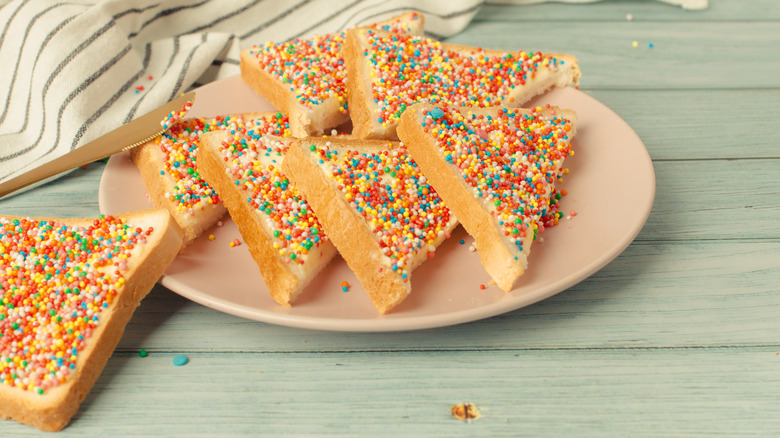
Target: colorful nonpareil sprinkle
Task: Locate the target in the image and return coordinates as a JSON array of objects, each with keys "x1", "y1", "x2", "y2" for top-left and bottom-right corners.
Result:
[
  {"x1": 172, "y1": 355, "x2": 188, "y2": 366},
  {"x1": 245, "y1": 13, "x2": 422, "y2": 111},
  {"x1": 417, "y1": 105, "x2": 574, "y2": 253},
  {"x1": 216, "y1": 122, "x2": 329, "y2": 265},
  {"x1": 155, "y1": 107, "x2": 290, "y2": 215},
  {"x1": 308, "y1": 141, "x2": 454, "y2": 280},
  {"x1": 0, "y1": 215, "x2": 155, "y2": 394},
  {"x1": 358, "y1": 29, "x2": 571, "y2": 128}
]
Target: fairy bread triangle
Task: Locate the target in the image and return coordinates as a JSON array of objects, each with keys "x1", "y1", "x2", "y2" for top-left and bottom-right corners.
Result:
[
  {"x1": 397, "y1": 103, "x2": 576, "y2": 291},
  {"x1": 283, "y1": 137, "x2": 458, "y2": 313},
  {"x1": 0, "y1": 209, "x2": 183, "y2": 431},
  {"x1": 197, "y1": 116, "x2": 337, "y2": 306}
]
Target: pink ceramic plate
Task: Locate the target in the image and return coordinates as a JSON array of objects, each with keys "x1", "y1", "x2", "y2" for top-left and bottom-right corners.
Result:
[{"x1": 99, "y1": 75, "x2": 655, "y2": 332}]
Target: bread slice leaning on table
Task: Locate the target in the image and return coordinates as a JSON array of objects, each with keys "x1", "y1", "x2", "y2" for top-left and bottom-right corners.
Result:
[
  {"x1": 0, "y1": 209, "x2": 183, "y2": 431},
  {"x1": 397, "y1": 103, "x2": 577, "y2": 292},
  {"x1": 239, "y1": 11, "x2": 424, "y2": 137},
  {"x1": 197, "y1": 116, "x2": 337, "y2": 307},
  {"x1": 131, "y1": 109, "x2": 293, "y2": 250},
  {"x1": 343, "y1": 27, "x2": 580, "y2": 140},
  {"x1": 282, "y1": 137, "x2": 458, "y2": 314}
]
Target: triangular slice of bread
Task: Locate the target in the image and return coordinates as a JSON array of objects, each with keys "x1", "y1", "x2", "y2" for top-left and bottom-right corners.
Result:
[
  {"x1": 0, "y1": 209, "x2": 183, "y2": 431},
  {"x1": 344, "y1": 27, "x2": 580, "y2": 140},
  {"x1": 397, "y1": 103, "x2": 577, "y2": 291},
  {"x1": 282, "y1": 137, "x2": 458, "y2": 314},
  {"x1": 240, "y1": 12, "x2": 424, "y2": 137},
  {"x1": 197, "y1": 118, "x2": 337, "y2": 306},
  {"x1": 131, "y1": 111, "x2": 291, "y2": 249}
]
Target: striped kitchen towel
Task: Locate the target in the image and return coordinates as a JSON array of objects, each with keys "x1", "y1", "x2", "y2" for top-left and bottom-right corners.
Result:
[{"x1": 0, "y1": 0, "x2": 706, "y2": 188}]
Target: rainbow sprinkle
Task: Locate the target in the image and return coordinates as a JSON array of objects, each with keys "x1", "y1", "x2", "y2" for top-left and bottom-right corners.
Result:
[
  {"x1": 358, "y1": 29, "x2": 570, "y2": 128},
  {"x1": 417, "y1": 105, "x2": 575, "y2": 252},
  {"x1": 0, "y1": 215, "x2": 154, "y2": 394},
  {"x1": 245, "y1": 13, "x2": 422, "y2": 111},
  {"x1": 308, "y1": 141, "x2": 456, "y2": 279},
  {"x1": 155, "y1": 107, "x2": 290, "y2": 215},
  {"x1": 216, "y1": 123, "x2": 329, "y2": 264}
]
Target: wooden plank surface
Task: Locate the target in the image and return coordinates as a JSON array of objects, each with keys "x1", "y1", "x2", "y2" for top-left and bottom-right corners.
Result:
[
  {"x1": 444, "y1": 22, "x2": 780, "y2": 90},
  {"x1": 108, "y1": 240, "x2": 779, "y2": 352},
  {"x1": 1, "y1": 0, "x2": 779, "y2": 435},
  {"x1": 477, "y1": 1, "x2": 780, "y2": 22},
  {"x1": 1, "y1": 349, "x2": 779, "y2": 437}
]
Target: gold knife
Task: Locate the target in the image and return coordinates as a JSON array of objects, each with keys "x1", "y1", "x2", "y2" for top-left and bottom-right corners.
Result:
[{"x1": 0, "y1": 91, "x2": 196, "y2": 199}]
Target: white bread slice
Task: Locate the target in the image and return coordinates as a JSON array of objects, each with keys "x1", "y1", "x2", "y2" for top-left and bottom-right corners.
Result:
[
  {"x1": 397, "y1": 103, "x2": 577, "y2": 291},
  {"x1": 197, "y1": 120, "x2": 337, "y2": 306},
  {"x1": 282, "y1": 137, "x2": 458, "y2": 314},
  {"x1": 240, "y1": 12, "x2": 424, "y2": 137},
  {"x1": 131, "y1": 111, "x2": 291, "y2": 249},
  {"x1": 344, "y1": 27, "x2": 581, "y2": 140},
  {"x1": 0, "y1": 209, "x2": 183, "y2": 431}
]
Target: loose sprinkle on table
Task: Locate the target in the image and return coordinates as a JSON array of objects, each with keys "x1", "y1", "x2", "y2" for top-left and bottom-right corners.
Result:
[{"x1": 172, "y1": 355, "x2": 189, "y2": 366}]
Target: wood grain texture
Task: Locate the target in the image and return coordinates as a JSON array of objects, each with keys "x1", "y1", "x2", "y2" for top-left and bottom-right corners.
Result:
[
  {"x1": 477, "y1": 1, "x2": 780, "y2": 22},
  {"x1": 1, "y1": 0, "x2": 779, "y2": 435},
  {"x1": 110, "y1": 241, "x2": 780, "y2": 353},
  {"x1": 444, "y1": 22, "x2": 780, "y2": 89},
  {"x1": 592, "y1": 89, "x2": 780, "y2": 160},
  {"x1": 0, "y1": 350, "x2": 778, "y2": 437}
]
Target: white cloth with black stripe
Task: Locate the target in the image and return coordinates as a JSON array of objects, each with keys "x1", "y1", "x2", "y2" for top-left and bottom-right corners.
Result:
[{"x1": 0, "y1": 0, "x2": 706, "y2": 187}]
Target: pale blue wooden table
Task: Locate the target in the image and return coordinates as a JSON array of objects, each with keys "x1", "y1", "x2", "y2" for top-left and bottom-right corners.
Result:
[{"x1": 1, "y1": 1, "x2": 779, "y2": 436}]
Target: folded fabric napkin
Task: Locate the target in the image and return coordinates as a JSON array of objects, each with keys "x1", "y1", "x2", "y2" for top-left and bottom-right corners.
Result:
[{"x1": 0, "y1": 0, "x2": 706, "y2": 187}]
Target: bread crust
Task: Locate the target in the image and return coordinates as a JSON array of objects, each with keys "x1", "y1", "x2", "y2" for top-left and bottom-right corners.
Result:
[
  {"x1": 398, "y1": 104, "x2": 576, "y2": 291},
  {"x1": 282, "y1": 137, "x2": 457, "y2": 314},
  {"x1": 197, "y1": 130, "x2": 337, "y2": 306},
  {"x1": 0, "y1": 209, "x2": 183, "y2": 431},
  {"x1": 345, "y1": 28, "x2": 580, "y2": 140}
]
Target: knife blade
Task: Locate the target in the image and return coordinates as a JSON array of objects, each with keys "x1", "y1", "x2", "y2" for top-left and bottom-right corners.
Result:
[{"x1": 0, "y1": 91, "x2": 196, "y2": 199}]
